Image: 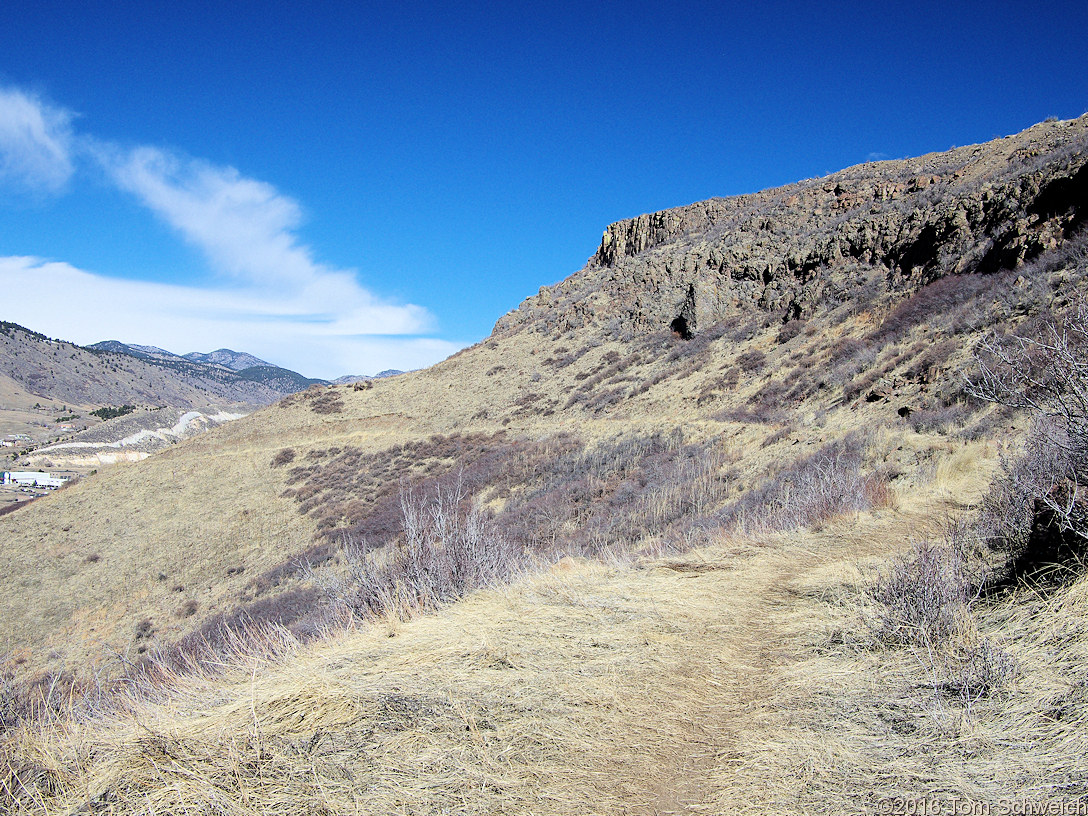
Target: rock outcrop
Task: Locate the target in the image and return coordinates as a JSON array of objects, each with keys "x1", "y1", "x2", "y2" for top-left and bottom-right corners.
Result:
[{"x1": 494, "y1": 116, "x2": 1088, "y2": 340}]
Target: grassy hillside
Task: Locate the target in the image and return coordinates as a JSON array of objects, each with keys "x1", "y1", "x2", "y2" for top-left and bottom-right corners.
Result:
[{"x1": 1, "y1": 116, "x2": 1087, "y2": 812}]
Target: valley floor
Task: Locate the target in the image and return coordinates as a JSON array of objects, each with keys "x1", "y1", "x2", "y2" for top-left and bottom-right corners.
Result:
[{"x1": 5, "y1": 454, "x2": 1087, "y2": 814}]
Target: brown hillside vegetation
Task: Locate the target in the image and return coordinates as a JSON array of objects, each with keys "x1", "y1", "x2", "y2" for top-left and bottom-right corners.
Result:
[{"x1": 2, "y1": 115, "x2": 1088, "y2": 812}]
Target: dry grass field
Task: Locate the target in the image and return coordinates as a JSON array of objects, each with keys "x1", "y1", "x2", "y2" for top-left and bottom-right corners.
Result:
[{"x1": 10, "y1": 438, "x2": 1086, "y2": 814}]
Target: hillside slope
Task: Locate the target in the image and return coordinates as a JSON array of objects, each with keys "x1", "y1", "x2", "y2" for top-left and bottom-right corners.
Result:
[
  {"x1": 22, "y1": 406, "x2": 247, "y2": 468},
  {"x1": 0, "y1": 323, "x2": 310, "y2": 409},
  {"x1": 1, "y1": 114, "x2": 1086, "y2": 686}
]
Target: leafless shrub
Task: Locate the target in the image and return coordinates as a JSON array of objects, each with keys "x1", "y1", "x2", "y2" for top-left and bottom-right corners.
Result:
[
  {"x1": 748, "y1": 379, "x2": 791, "y2": 413},
  {"x1": 906, "y1": 405, "x2": 969, "y2": 434},
  {"x1": 946, "y1": 638, "x2": 1019, "y2": 705},
  {"x1": 713, "y1": 406, "x2": 786, "y2": 425},
  {"x1": 632, "y1": 451, "x2": 729, "y2": 541},
  {"x1": 869, "y1": 274, "x2": 997, "y2": 345},
  {"x1": 133, "y1": 618, "x2": 303, "y2": 693},
  {"x1": 0, "y1": 660, "x2": 83, "y2": 740},
  {"x1": 314, "y1": 477, "x2": 525, "y2": 620},
  {"x1": 761, "y1": 426, "x2": 793, "y2": 448},
  {"x1": 870, "y1": 536, "x2": 1017, "y2": 705},
  {"x1": 0, "y1": 661, "x2": 21, "y2": 735},
  {"x1": 570, "y1": 350, "x2": 645, "y2": 397},
  {"x1": 776, "y1": 319, "x2": 807, "y2": 345},
  {"x1": 696, "y1": 369, "x2": 742, "y2": 405},
  {"x1": 584, "y1": 386, "x2": 627, "y2": 413},
  {"x1": 958, "y1": 403, "x2": 1016, "y2": 440},
  {"x1": 735, "y1": 350, "x2": 766, "y2": 374},
  {"x1": 309, "y1": 391, "x2": 344, "y2": 414},
  {"x1": 826, "y1": 336, "x2": 867, "y2": 365},
  {"x1": 842, "y1": 368, "x2": 883, "y2": 402},
  {"x1": 165, "y1": 586, "x2": 321, "y2": 664},
  {"x1": 968, "y1": 298, "x2": 1088, "y2": 581},
  {"x1": 718, "y1": 433, "x2": 892, "y2": 533},
  {"x1": 270, "y1": 448, "x2": 296, "y2": 468},
  {"x1": 969, "y1": 306, "x2": 1088, "y2": 465},
  {"x1": 0, "y1": 501, "x2": 33, "y2": 518},
  {"x1": 871, "y1": 540, "x2": 975, "y2": 646},
  {"x1": 783, "y1": 369, "x2": 823, "y2": 402},
  {"x1": 543, "y1": 347, "x2": 578, "y2": 368},
  {"x1": 631, "y1": 368, "x2": 669, "y2": 396},
  {"x1": 905, "y1": 338, "x2": 959, "y2": 383}
]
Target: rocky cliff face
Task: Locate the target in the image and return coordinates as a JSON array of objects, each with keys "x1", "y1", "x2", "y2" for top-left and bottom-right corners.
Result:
[{"x1": 494, "y1": 116, "x2": 1088, "y2": 340}]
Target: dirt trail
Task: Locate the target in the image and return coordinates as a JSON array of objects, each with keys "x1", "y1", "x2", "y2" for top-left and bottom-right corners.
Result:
[
  {"x1": 634, "y1": 532, "x2": 882, "y2": 813},
  {"x1": 634, "y1": 490, "x2": 969, "y2": 814}
]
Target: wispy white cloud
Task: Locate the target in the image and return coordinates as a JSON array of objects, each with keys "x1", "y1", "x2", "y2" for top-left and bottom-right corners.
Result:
[
  {"x1": 92, "y1": 143, "x2": 435, "y2": 335},
  {"x1": 100, "y1": 145, "x2": 320, "y2": 287},
  {"x1": 0, "y1": 87, "x2": 75, "y2": 194},
  {"x1": 0, "y1": 256, "x2": 463, "y2": 378},
  {"x1": 0, "y1": 88, "x2": 463, "y2": 377}
]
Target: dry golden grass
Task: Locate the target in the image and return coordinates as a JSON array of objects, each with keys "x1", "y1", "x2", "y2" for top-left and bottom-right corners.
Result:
[
  {"x1": 5, "y1": 441, "x2": 1042, "y2": 815},
  {"x1": 711, "y1": 555, "x2": 1088, "y2": 813}
]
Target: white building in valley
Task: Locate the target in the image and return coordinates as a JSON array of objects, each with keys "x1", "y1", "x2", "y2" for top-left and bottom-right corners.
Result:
[{"x1": 1, "y1": 471, "x2": 67, "y2": 489}]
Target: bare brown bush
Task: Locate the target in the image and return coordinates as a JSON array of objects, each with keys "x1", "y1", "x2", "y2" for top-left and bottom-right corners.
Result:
[
  {"x1": 270, "y1": 448, "x2": 296, "y2": 468},
  {"x1": 969, "y1": 298, "x2": 1088, "y2": 581},
  {"x1": 870, "y1": 535, "x2": 1017, "y2": 706},
  {"x1": 717, "y1": 432, "x2": 892, "y2": 533},
  {"x1": 308, "y1": 389, "x2": 345, "y2": 414},
  {"x1": 872, "y1": 539, "x2": 976, "y2": 646},
  {"x1": 312, "y1": 477, "x2": 525, "y2": 619}
]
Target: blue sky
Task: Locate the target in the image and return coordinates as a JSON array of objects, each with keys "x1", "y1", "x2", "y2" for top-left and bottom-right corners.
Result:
[{"x1": 1, "y1": 1, "x2": 1086, "y2": 378}]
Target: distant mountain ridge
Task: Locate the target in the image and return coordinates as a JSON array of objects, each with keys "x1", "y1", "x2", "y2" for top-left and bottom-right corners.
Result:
[
  {"x1": 93, "y1": 342, "x2": 405, "y2": 383},
  {"x1": 89, "y1": 341, "x2": 274, "y2": 372},
  {"x1": 182, "y1": 348, "x2": 272, "y2": 371},
  {"x1": 0, "y1": 323, "x2": 325, "y2": 409},
  {"x1": 87, "y1": 340, "x2": 326, "y2": 393}
]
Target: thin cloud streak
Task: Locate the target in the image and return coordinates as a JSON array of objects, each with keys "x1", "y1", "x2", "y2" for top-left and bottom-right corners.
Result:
[
  {"x1": 100, "y1": 144, "x2": 319, "y2": 287},
  {"x1": 92, "y1": 142, "x2": 436, "y2": 335},
  {"x1": 0, "y1": 87, "x2": 75, "y2": 194},
  {"x1": 0, "y1": 256, "x2": 464, "y2": 378},
  {"x1": 0, "y1": 87, "x2": 456, "y2": 377}
]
